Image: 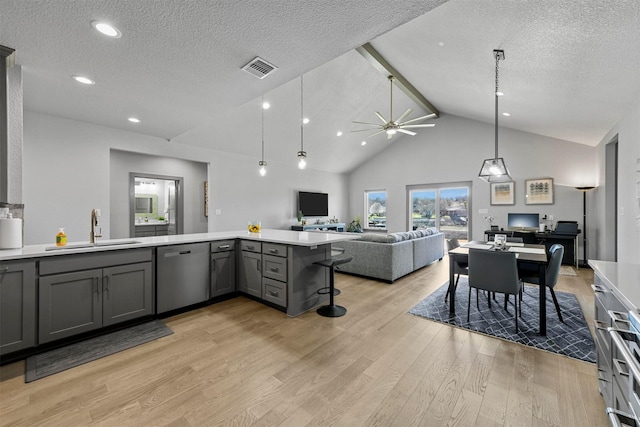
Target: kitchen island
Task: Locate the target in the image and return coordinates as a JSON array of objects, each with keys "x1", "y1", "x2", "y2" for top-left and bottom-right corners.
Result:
[{"x1": 0, "y1": 230, "x2": 360, "y2": 358}]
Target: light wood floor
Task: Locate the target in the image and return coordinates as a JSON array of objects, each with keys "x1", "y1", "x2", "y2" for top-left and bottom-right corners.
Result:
[{"x1": 0, "y1": 258, "x2": 607, "y2": 426}]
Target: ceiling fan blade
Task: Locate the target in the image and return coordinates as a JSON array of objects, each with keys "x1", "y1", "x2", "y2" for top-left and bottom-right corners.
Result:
[
  {"x1": 351, "y1": 128, "x2": 381, "y2": 133},
  {"x1": 396, "y1": 108, "x2": 412, "y2": 124},
  {"x1": 352, "y1": 120, "x2": 382, "y2": 126},
  {"x1": 375, "y1": 111, "x2": 388, "y2": 124},
  {"x1": 401, "y1": 124, "x2": 436, "y2": 128},
  {"x1": 399, "y1": 113, "x2": 437, "y2": 125},
  {"x1": 366, "y1": 129, "x2": 386, "y2": 138},
  {"x1": 397, "y1": 129, "x2": 417, "y2": 136}
]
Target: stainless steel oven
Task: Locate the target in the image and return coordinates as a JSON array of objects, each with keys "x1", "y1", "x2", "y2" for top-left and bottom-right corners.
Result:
[{"x1": 608, "y1": 310, "x2": 640, "y2": 426}]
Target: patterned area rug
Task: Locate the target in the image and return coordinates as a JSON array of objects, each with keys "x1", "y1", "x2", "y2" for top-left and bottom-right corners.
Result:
[
  {"x1": 25, "y1": 320, "x2": 173, "y2": 382},
  {"x1": 409, "y1": 278, "x2": 595, "y2": 363}
]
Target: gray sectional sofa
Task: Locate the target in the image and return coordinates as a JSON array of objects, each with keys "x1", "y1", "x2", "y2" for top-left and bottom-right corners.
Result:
[{"x1": 336, "y1": 228, "x2": 444, "y2": 283}]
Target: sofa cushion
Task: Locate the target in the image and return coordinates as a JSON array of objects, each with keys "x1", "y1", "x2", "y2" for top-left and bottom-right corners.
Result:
[{"x1": 358, "y1": 233, "x2": 397, "y2": 243}]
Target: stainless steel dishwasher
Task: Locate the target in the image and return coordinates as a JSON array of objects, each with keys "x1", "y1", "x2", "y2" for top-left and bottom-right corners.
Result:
[{"x1": 157, "y1": 242, "x2": 210, "y2": 313}]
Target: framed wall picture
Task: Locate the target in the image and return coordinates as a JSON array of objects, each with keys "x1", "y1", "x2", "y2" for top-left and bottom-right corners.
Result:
[
  {"x1": 490, "y1": 181, "x2": 515, "y2": 205},
  {"x1": 525, "y1": 177, "x2": 554, "y2": 205}
]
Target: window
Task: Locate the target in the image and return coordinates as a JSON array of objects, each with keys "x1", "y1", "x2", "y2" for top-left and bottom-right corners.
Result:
[
  {"x1": 408, "y1": 183, "x2": 470, "y2": 240},
  {"x1": 365, "y1": 190, "x2": 387, "y2": 230}
]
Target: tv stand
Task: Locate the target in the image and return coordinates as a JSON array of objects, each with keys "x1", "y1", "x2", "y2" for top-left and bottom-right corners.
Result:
[{"x1": 291, "y1": 223, "x2": 345, "y2": 232}]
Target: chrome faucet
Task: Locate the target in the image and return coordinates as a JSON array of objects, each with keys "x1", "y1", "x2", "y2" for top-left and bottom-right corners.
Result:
[{"x1": 90, "y1": 208, "x2": 102, "y2": 244}]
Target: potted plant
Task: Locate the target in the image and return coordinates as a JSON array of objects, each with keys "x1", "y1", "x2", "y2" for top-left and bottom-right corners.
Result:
[
  {"x1": 297, "y1": 210, "x2": 303, "y2": 224},
  {"x1": 347, "y1": 216, "x2": 363, "y2": 233}
]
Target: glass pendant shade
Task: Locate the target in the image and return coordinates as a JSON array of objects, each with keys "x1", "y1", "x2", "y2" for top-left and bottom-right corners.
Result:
[
  {"x1": 258, "y1": 160, "x2": 267, "y2": 176},
  {"x1": 478, "y1": 157, "x2": 511, "y2": 182},
  {"x1": 297, "y1": 151, "x2": 307, "y2": 169}
]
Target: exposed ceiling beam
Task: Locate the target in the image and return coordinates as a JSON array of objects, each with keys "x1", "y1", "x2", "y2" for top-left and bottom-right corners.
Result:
[{"x1": 357, "y1": 43, "x2": 439, "y2": 117}]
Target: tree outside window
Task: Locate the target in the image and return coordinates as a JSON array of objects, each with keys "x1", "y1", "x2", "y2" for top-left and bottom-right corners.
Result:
[{"x1": 365, "y1": 190, "x2": 387, "y2": 230}]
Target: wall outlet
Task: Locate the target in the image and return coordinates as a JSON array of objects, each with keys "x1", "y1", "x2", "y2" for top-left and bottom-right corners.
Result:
[
  {"x1": 548, "y1": 214, "x2": 554, "y2": 220},
  {"x1": 479, "y1": 208, "x2": 488, "y2": 214},
  {"x1": 215, "y1": 209, "x2": 222, "y2": 215}
]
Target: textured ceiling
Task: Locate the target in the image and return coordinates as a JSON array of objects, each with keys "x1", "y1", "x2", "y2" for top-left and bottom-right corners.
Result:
[{"x1": 2, "y1": 0, "x2": 640, "y2": 174}]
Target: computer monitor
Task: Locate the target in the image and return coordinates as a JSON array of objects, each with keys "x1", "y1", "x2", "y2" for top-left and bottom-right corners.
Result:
[{"x1": 507, "y1": 213, "x2": 539, "y2": 231}]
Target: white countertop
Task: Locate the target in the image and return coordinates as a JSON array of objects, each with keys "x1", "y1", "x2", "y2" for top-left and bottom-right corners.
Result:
[
  {"x1": 0, "y1": 229, "x2": 362, "y2": 261},
  {"x1": 589, "y1": 260, "x2": 640, "y2": 309}
]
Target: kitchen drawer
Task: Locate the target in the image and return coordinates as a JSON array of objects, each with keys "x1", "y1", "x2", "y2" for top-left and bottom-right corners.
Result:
[
  {"x1": 211, "y1": 239, "x2": 236, "y2": 253},
  {"x1": 39, "y1": 248, "x2": 153, "y2": 275},
  {"x1": 263, "y1": 277, "x2": 286, "y2": 307},
  {"x1": 263, "y1": 243, "x2": 287, "y2": 258},
  {"x1": 241, "y1": 240, "x2": 261, "y2": 253},
  {"x1": 263, "y1": 255, "x2": 287, "y2": 282}
]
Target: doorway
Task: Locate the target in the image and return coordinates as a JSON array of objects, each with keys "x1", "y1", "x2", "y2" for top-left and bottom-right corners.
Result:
[{"x1": 129, "y1": 173, "x2": 184, "y2": 238}]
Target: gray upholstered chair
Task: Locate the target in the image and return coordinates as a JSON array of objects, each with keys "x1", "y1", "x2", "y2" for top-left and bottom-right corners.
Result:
[
  {"x1": 445, "y1": 238, "x2": 468, "y2": 302},
  {"x1": 520, "y1": 244, "x2": 565, "y2": 322},
  {"x1": 468, "y1": 249, "x2": 522, "y2": 332}
]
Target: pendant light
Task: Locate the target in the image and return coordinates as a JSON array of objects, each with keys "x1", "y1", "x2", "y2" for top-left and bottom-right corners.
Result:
[
  {"x1": 258, "y1": 95, "x2": 267, "y2": 176},
  {"x1": 297, "y1": 75, "x2": 307, "y2": 169},
  {"x1": 478, "y1": 49, "x2": 512, "y2": 182}
]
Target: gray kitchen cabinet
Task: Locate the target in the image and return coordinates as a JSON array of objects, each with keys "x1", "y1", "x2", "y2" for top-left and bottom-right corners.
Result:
[
  {"x1": 103, "y1": 263, "x2": 153, "y2": 326},
  {"x1": 239, "y1": 241, "x2": 262, "y2": 298},
  {"x1": 211, "y1": 240, "x2": 236, "y2": 298},
  {"x1": 0, "y1": 261, "x2": 36, "y2": 355},
  {"x1": 38, "y1": 249, "x2": 153, "y2": 344},
  {"x1": 261, "y1": 243, "x2": 288, "y2": 308}
]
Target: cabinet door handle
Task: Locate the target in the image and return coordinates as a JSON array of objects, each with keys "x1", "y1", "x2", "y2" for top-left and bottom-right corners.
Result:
[
  {"x1": 257, "y1": 260, "x2": 261, "y2": 271},
  {"x1": 247, "y1": 245, "x2": 255, "y2": 251},
  {"x1": 270, "y1": 267, "x2": 279, "y2": 272},
  {"x1": 104, "y1": 275, "x2": 110, "y2": 299},
  {"x1": 269, "y1": 249, "x2": 278, "y2": 254},
  {"x1": 268, "y1": 290, "x2": 279, "y2": 297},
  {"x1": 218, "y1": 244, "x2": 231, "y2": 250},
  {"x1": 591, "y1": 284, "x2": 605, "y2": 293},
  {"x1": 212, "y1": 259, "x2": 216, "y2": 272}
]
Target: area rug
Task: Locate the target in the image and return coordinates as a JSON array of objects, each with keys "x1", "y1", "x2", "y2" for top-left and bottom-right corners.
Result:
[
  {"x1": 559, "y1": 266, "x2": 578, "y2": 276},
  {"x1": 409, "y1": 278, "x2": 595, "y2": 363},
  {"x1": 25, "y1": 320, "x2": 173, "y2": 382}
]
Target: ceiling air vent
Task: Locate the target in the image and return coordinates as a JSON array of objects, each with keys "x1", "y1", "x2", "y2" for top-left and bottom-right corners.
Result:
[{"x1": 241, "y1": 57, "x2": 278, "y2": 79}]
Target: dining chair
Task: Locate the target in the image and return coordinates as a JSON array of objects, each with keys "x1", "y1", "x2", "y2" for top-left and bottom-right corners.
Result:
[
  {"x1": 445, "y1": 238, "x2": 468, "y2": 302},
  {"x1": 520, "y1": 243, "x2": 565, "y2": 322},
  {"x1": 468, "y1": 249, "x2": 522, "y2": 332}
]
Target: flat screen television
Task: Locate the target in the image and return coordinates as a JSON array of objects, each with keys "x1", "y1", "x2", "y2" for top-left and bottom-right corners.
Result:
[
  {"x1": 298, "y1": 191, "x2": 328, "y2": 217},
  {"x1": 507, "y1": 213, "x2": 539, "y2": 230}
]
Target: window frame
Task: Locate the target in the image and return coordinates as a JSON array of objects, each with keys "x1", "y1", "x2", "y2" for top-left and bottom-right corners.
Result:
[{"x1": 364, "y1": 189, "x2": 387, "y2": 231}]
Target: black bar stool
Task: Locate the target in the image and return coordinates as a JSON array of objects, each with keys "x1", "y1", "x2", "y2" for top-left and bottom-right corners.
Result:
[{"x1": 314, "y1": 255, "x2": 352, "y2": 317}]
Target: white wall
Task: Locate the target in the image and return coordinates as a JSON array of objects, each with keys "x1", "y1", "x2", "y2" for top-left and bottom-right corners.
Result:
[
  {"x1": 22, "y1": 111, "x2": 348, "y2": 245},
  {"x1": 348, "y1": 113, "x2": 597, "y2": 255},
  {"x1": 594, "y1": 100, "x2": 640, "y2": 264}
]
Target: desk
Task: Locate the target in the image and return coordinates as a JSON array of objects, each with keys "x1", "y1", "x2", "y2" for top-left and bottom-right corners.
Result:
[
  {"x1": 484, "y1": 230, "x2": 579, "y2": 267},
  {"x1": 291, "y1": 223, "x2": 345, "y2": 232},
  {"x1": 448, "y1": 241, "x2": 549, "y2": 335}
]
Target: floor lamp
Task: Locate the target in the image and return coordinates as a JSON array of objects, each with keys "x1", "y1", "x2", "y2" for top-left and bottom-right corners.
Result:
[{"x1": 575, "y1": 186, "x2": 596, "y2": 268}]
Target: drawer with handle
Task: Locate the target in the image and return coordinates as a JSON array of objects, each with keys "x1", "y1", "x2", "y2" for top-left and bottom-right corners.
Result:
[
  {"x1": 263, "y1": 243, "x2": 287, "y2": 258},
  {"x1": 241, "y1": 240, "x2": 261, "y2": 253},
  {"x1": 263, "y1": 278, "x2": 286, "y2": 307},
  {"x1": 263, "y1": 255, "x2": 287, "y2": 282},
  {"x1": 211, "y1": 240, "x2": 235, "y2": 253}
]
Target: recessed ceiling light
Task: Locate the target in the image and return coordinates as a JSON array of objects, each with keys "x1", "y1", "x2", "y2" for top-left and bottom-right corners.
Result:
[
  {"x1": 72, "y1": 75, "x2": 95, "y2": 85},
  {"x1": 496, "y1": 91, "x2": 504, "y2": 96},
  {"x1": 302, "y1": 117, "x2": 310, "y2": 124},
  {"x1": 361, "y1": 141, "x2": 367, "y2": 146},
  {"x1": 336, "y1": 131, "x2": 343, "y2": 137},
  {"x1": 128, "y1": 117, "x2": 140, "y2": 123},
  {"x1": 262, "y1": 102, "x2": 270, "y2": 109},
  {"x1": 438, "y1": 41, "x2": 445, "y2": 47},
  {"x1": 91, "y1": 21, "x2": 121, "y2": 38},
  {"x1": 502, "y1": 112, "x2": 510, "y2": 117}
]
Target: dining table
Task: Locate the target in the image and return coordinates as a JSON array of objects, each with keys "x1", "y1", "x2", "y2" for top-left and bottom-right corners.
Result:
[{"x1": 448, "y1": 240, "x2": 550, "y2": 335}]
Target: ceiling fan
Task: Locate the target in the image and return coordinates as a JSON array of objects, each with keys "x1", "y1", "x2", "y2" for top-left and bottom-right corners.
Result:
[{"x1": 352, "y1": 75, "x2": 436, "y2": 140}]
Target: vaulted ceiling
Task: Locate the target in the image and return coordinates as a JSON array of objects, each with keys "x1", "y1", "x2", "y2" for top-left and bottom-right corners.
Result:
[{"x1": 3, "y1": 0, "x2": 640, "y2": 174}]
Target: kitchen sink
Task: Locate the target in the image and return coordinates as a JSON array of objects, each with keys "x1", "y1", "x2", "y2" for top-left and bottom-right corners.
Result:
[{"x1": 45, "y1": 240, "x2": 142, "y2": 251}]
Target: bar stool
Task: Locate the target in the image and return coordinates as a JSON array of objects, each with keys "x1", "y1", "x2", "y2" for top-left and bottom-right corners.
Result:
[{"x1": 314, "y1": 255, "x2": 352, "y2": 317}]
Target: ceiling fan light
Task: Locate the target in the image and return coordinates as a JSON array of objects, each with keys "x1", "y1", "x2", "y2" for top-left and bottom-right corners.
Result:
[{"x1": 386, "y1": 128, "x2": 396, "y2": 135}]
